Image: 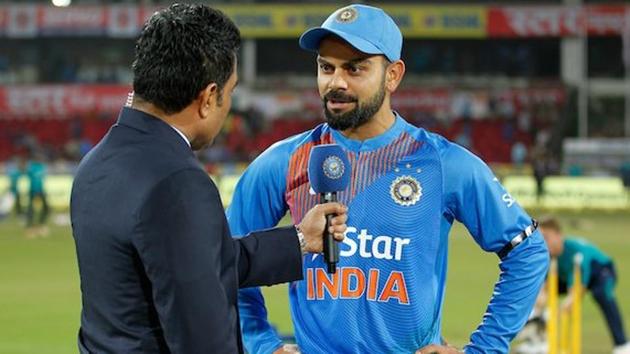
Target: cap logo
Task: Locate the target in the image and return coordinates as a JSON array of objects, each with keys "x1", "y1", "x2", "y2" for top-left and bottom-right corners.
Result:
[{"x1": 335, "y1": 7, "x2": 358, "y2": 24}]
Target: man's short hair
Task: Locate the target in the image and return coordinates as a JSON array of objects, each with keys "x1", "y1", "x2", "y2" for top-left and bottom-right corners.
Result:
[
  {"x1": 132, "y1": 4, "x2": 240, "y2": 114},
  {"x1": 538, "y1": 215, "x2": 561, "y2": 233}
]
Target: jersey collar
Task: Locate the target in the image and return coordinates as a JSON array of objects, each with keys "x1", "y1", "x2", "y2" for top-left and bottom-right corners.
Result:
[{"x1": 330, "y1": 111, "x2": 407, "y2": 152}]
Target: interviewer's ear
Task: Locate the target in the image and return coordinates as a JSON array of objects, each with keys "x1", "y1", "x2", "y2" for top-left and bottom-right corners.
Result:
[{"x1": 198, "y1": 83, "x2": 219, "y2": 119}]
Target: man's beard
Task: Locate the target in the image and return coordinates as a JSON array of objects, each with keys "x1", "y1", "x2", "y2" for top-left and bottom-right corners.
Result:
[{"x1": 323, "y1": 80, "x2": 386, "y2": 131}]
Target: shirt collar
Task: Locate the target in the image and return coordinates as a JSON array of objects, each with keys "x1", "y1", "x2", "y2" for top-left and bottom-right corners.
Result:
[
  {"x1": 330, "y1": 111, "x2": 407, "y2": 152},
  {"x1": 169, "y1": 125, "x2": 191, "y2": 148}
]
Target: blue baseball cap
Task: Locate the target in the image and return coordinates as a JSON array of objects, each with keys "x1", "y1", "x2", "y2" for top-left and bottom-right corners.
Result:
[{"x1": 299, "y1": 4, "x2": 402, "y2": 62}]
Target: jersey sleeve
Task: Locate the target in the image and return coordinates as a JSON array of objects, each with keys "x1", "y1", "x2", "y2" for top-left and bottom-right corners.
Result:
[
  {"x1": 442, "y1": 142, "x2": 550, "y2": 353},
  {"x1": 226, "y1": 140, "x2": 292, "y2": 354}
]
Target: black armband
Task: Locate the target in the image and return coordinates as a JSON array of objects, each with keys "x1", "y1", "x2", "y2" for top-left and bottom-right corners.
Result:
[{"x1": 497, "y1": 219, "x2": 538, "y2": 260}]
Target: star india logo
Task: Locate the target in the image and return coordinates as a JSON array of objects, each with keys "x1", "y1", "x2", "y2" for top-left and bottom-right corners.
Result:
[
  {"x1": 335, "y1": 7, "x2": 358, "y2": 24},
  {"x1": 322, "y1": 155, "x2": 344, "y2": 179},
  {"x1": 390, "y1": 175, "x2": 422, "y2": 206}
]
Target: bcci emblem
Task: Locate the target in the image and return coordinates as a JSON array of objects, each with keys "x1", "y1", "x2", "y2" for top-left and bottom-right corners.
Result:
[
  {"x1": 390, "y1": 176, "x2": 422, "y2": 206},
  {"x1": 335, "y1": 7, "x2": 358, "y2": 23},
  {"x1": 322, "y1": 155, "x2": 344, "y2": 179}
]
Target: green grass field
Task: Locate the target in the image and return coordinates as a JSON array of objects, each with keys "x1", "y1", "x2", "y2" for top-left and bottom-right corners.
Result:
[{"x1": 0, "y1": 211, "x2": 628, "y2": 353}]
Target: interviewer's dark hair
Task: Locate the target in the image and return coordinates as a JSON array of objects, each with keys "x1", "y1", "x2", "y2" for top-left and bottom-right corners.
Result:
[{"x1": 132, "y1": 3, "x2": 240, "y2": 114}]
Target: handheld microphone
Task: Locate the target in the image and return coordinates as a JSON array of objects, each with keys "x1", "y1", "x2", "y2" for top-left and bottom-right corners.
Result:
[{"x1": 307, "y1": 144, "x2": 351, "y2": 274}]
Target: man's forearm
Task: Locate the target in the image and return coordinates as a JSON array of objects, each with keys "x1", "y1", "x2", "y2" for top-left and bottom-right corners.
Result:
[
  {"x1": 236, "y1": 226, "x2": 303, "y2": 288},
  {"x1": 238, "y1": 288, "x2": 284, "y2": 354},
  {"x1": 465, "y1": 233, "x2": 549, "y2": 353}
]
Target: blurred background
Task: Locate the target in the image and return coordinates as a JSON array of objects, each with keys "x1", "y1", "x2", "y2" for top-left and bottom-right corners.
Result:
[{"x1": 0, "y1": 1, "x2": 629, "y2": 353}]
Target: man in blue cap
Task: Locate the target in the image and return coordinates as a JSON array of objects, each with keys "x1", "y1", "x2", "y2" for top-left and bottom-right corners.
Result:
[{"x1": 228, "y1": 4, "x2": 549, "y2": 353}]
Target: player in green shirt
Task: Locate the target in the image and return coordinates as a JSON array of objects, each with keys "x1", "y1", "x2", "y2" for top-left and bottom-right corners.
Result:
[
  {"x1": 25, "y1": 156, "x2": 49, "y2": 237},
  {"x1": 6, "y1": 156, "x2": 25, "y2": 215},
  {"x1": 540, "y1": 216, "x2": 629, "y2": 354}
]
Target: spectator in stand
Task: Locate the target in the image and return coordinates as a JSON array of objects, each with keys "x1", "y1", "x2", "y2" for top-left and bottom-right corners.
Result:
[
  {"x1": 517, "y1": 110, "x2": 531, "y2": 133},
  {"x1": 78, "y1": 138, "x2": 94, "y2": 158},
  {"x1": 455, "y1": 119, "x2": 473, "y2": 149},
  {"x1": 511, "y1": 141, "x2": 527, "y2": 172},
  {"x1": 531, "y1": 147, "x2": 548, "y2": 203}
]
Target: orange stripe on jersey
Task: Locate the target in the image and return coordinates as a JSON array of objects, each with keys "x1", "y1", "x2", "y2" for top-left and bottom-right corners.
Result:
[
  {"x1": 285, "y1": 133, "x2": 332, "y2": 223},
  {"x1": 348, "y1": 152, "x2": 357, "y2": 200},
  {"x1": 285, "y1": 131, "x2": 423, "y2": 223},
  {"x1": 345, "y1": 132, "x2": 424, "y2": 200}
]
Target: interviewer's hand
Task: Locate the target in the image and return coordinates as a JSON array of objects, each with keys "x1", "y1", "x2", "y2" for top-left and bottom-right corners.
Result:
[{"x1": 298, "y1": 202, "x2": 347, "y2": 254}]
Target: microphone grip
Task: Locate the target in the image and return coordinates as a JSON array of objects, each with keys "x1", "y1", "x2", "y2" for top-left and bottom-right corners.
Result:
[{"x1": 320, "y1": 193, "x2": 339, "y2": 273}]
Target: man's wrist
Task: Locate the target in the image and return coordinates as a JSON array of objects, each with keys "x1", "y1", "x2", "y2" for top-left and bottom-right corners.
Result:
[{"x1": 295, "y1": 225, "x2": 307, "y2": 255}]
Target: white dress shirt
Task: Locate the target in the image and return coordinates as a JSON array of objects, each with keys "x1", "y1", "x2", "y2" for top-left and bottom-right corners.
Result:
[{"x1": 169, "y1": 125, "x2": 191, "y2": 148}]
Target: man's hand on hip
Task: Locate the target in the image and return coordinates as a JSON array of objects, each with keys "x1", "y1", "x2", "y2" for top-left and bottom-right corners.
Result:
[{"x1": 273, "y1": 344, "x2": 300, "y2": 354}]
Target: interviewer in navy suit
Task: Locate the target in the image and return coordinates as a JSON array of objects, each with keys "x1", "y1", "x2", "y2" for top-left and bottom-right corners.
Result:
[{"x1": 70, "y1": 4, "x2": 348, "y2": 353}]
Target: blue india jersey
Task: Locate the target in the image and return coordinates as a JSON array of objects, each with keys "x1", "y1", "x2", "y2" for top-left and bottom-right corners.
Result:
[{"x1": 227, "y1": 114, "x2": 549, "y2": 354}]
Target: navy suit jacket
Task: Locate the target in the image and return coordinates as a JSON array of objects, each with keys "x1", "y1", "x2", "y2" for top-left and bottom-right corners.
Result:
[{"x1": 71, "y1": 107, "x2": 303, "y2": 353}]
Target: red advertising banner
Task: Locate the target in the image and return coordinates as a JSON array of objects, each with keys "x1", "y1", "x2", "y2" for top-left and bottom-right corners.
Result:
[
  {"x1": 106, "y1": 5, "x2": 142, "y2": 38},
  {"x1": 296, "y1": 88, "x2": 455, "y2": 114},
  {"x1": 0, "y1": 4, "x2": 628, "y2": 38},
  {"x1": 0, "y1": 8, "x2": 6, "y2": 35},
  {"x1": 488, "y1": 5, "x2": 628, "y2": 37},
  {"x1": 488, "y1": 6, "x2": 583, "y2": 37},
  {"x1": 393, "y1": 88, "x2": 453, "y2": 113},
  {"x1": 493, "y1": 87, "x2": 566, "y2": 106},
  {"x1": 38, "y1": 6, "x2": 106, "y2": 36},
  {"x1": 6, "y1": 5, "x2": 37, "y2": 38},
  {"x1": 0, "y1": 85, "x2": 130, "y2": 117},
  {"x1": 587, "y1": 5, "x2": 627, "y2": 36},
  {"x1": 0, "y1": 85, "x2": 565, "y2": 119},
  {"x1": 394, "y1": 87, "x2": 565, "y2": 115},
  {"x1": 247, "y1": 86, "x2": 566, "y2": 120}
]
